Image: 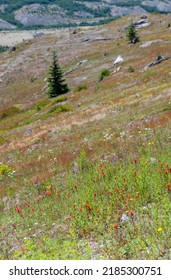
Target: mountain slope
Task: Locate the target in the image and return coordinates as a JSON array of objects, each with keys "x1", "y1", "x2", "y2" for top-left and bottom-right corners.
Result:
[
  {"x1": 0, "y1": 14, "x2": 171, "y2": 259},
  {"x1": 0, "y1": 0, "x2": 171, "y2": 29}
]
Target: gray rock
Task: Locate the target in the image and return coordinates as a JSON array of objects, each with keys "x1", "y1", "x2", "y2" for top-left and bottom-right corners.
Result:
[
  {"x1": 149, "y1": 157, "x2": 158, "y2": 163},
  {"x1": 134, "y1": 19, "x2": 151, "y2": 28},
  {"x1": 24, "y1": 129, "x2": 32, "y2": 137},
  {"x1": 33, "y1": 32, "x2": 45, "y2": 38},
  {"x1": 113, "y1": 55, "x2": 124, "y2": 65},
  {"x1": 144, "y1": 56, "x2": 171, "y2": 70},
  {"x1": 120, "y1": 213, "x2": 130, "y2": 222}
]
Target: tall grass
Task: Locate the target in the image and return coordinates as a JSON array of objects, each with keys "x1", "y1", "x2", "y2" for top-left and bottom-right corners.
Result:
[{"x1": 1, "y1": 145, "x2": 171, "y2": 260}]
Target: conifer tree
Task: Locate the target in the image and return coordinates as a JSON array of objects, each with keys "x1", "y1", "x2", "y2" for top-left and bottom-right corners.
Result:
[
  {"x1": 47, "y1": 51, "x2": 69, "y2": 98},
  {"x1": 126, "y1": 21, "x2": 140, "y2": 44}
]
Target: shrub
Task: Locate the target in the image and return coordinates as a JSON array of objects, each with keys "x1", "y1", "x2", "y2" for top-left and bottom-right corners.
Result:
[
  {"x1": 0, "y1": 164, "x2": 15, "y2": 176},
  {"x1": 75, "y1": 83, "x2": 88, "y2": 92},
  {"x1": 99, "y1": 69, "x2": 111, "y2": 81},
  {"x1": 48, "y1": 105, "x2": 71, "y2": 114},
  {"x1": 0, "y1": 46, "x2": 8, "y2": 53},
  {"x1": 128, "y1": 66, "x2": 135, "y2": 73}
]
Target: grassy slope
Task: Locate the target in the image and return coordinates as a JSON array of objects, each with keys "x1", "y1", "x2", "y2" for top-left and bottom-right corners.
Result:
[{"x1": 0, "y1": 14, "x2": 171, "y2": 259}]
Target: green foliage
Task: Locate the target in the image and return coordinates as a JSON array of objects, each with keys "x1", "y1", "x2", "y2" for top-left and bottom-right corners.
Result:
[
  {"x1": 99, "y1": 69, "x2": 111, "y2": 80},
  {"x1": 128, "y1": 66, "x2": 135, "y2": 73},
  {"x1": 0, "y1": 163, "x2": 15, "y2": 176},
  {"x1": 0, "y1": 136, "x2": 8, "y2": 145},
  {"x1": 74, "y1": 83, "x2": 88, "y2": 92},
  {"x1": 35, "y1": 99, "x2": 51, "y2": 110},
  {"x1": 48, "y1": 105, "x2": 71, "y2": 114},
  {"x1": 50, "y1": 96, "x2": 67, "y2": 104},
  {"x1": 13, "y1": 237, "x2": 91, "y2": 259},
  {"x1": 126, "y1": 21, "x2": 140, "y2": 44},
  {"x1": 46, "y1": 51, "x2": 69, "y2": 98},
  {"x1": 0, "y1": 46, "x2": 8, "y2": 53}
]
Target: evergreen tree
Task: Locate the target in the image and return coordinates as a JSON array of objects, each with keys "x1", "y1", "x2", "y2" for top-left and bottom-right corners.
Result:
[
  {"x1": 47, "y1": 51, "x2": 69, "y2": 98},
  {"x1": 126, "y1": 21, "x2": 140, "y2": 44}
]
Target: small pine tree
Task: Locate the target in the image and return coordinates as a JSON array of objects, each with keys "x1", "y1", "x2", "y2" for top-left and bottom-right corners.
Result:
[
  {"x1": 47, "y1": 51, "x2": 69, "y2": 98},
  {"x1": 126, "y1": 21, "x2": 140, "y2": 44}
]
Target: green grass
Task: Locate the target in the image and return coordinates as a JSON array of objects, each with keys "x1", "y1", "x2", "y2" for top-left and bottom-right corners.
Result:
[
  {"x1": 48, "y1": 105, "x2": 71, "y2": 114},
  {"x1": 1, "y1": 145, "x2": 171, "y2": 260},
  {"x1": 74, "y1": 83, "x2": 88, "y2": 92}
]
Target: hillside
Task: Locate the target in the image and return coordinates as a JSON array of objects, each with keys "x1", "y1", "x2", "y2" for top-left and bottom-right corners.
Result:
[
  {"x1": 0, "y1": 13, "x2": 171, "y2": 259},
  {"x1": 0, "y1": 0, "x2": 171, "y2": 29}
]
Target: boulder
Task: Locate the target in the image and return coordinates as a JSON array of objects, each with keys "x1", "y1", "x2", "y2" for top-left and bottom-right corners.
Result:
[{"x1": 113, "y1": 55, "x2": 124, "y2": 65}]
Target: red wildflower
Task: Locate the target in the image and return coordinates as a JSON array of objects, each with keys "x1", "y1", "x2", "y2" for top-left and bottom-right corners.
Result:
[
  {"x1": 74, "y1": 183, "x2": 77, "y2": 189},
  {"x1": 94, "y1": 193, "x2": 97, "y2": 198},
  {"x1": 21, "y1": 248, "x2": 25, "y2": 253},
  {"x1": 2, "y1": 227, "x2": 5, "y2": 231},
  {"x1": 164, "y1": 170, "x2": 168, "y2": 176},
  {"x1": 46, "y1": 191, "x2": 52, "y2": 196},
  {"x1": 170, "y1": 168, "x2": 171, "y2": 173},
  {"x1": 85, "y1": 204, "x2": 92, "y2": 212},
  {"x1": 79, "y1": 208, "x2": 82, "y2": 211},
  {"x1": 128, "y1": 210, "x2": 134, "y2": 216},
  {"x1": 166, "y1": 184, "x2": 171, "y2": 191},
  {"x1": 26, "y1": 203, "x2": 32, "y2": 207},
  {"x1": 31, "y1": 207, "x2": 34, "y2": 211},
  {"x1": 113, "y1": 223, "x2": 118, "y2": 229},
  {"x1": 102, "y1": 171, "x2": 106, "y2": 177},
  {"x1": 166, "y1": 163, "x2": 169, "y2": 167},
  {"x1": 114, "y1": 189, "x2": 119, "y2": 193},
  {"x1": 97, "y1": 209, "x2": 101, "y2": 213},
  {"x1": 16, "y1": 207, "x2": 22, "y2": 213}
]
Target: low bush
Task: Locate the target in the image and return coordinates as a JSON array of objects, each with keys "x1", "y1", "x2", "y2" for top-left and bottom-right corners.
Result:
[
  {"x1": 74, "y1": 83, "x2": 88, "y2": 92},
  {"x1": 99, "y1": 69, "x2": 111, "y2": 80}
]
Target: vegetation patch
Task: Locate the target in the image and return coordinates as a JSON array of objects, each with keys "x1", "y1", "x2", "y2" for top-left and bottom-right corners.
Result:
[
  {"x1": 0, "y1": 45, "x2": 8, "y2": 53},
  {"x1": 0, "y1": 105, "x2": 22, "y2": 119},
  {"x1": 74, "y1": 83, "x2": 88, "y2": 92},
  {"x1": 48, "y1": 105, "x2": 71, "y2": 114},
  {"x1": 0, "y1": 164, "x2": 15, "y2": 177},
  {"x1": 99, "y1": 69, "x2": 111, "y2": 81},
  {"x1": 1, "y1": 147, "x2": 171, "y2": 259}
]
